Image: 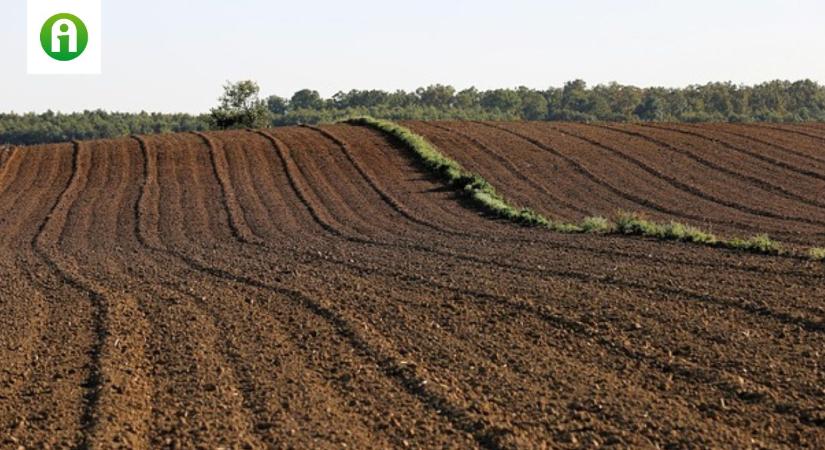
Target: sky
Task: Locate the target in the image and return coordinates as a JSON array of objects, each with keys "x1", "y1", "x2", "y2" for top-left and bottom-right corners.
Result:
[{"x1": 2, "y1": 0, "x2": 825, "y2": 113}]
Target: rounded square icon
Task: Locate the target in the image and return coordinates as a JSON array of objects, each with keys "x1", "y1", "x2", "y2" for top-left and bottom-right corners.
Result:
[{"x1": 27, "y1": 0, "x2": 102, "y2": 74}]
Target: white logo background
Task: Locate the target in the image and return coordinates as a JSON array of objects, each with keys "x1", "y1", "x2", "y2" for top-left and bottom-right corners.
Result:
[{"x1": 27, "y1": 0, "x2": 102, "y2": 74}]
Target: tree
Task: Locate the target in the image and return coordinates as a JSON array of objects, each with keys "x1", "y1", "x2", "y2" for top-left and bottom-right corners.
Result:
[
  {"x1": 455, "y1": 87, "x2": 481, "y2": 109},
  {"x1": 520, "y1": 91, "x2": 549, "y2": 120},
  {"x1": 210, "y1": 80, "x2": 269, "y2": 129},
  {"x1": 290, "y1": 89, "x2": 324, "y2": 110},
  {"x1": 561, "y1": 79, "x2": 590, "y2": 112},
  {"x1": 634, "y1": 92, "x2": 666, "y2": 121},
  {"x1": 416, "y1": 85, "x2": 456, "y2": 108},
  {"x1": 266, "y1": 95, "x2": 289, "y2": 115},
  {"x1": 480, "y1": 89, "x2": 521, "y2": 113}
]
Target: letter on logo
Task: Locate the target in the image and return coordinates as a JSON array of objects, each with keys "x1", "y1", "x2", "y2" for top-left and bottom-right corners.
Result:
[{"x1": 51, "y1": 19, "x2": 78, "y2": 53}]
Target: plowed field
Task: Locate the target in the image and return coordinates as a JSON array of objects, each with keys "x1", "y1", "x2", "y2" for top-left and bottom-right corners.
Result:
[{"x1": 1, "y1": 123, "x2": 823, "y2": 449}]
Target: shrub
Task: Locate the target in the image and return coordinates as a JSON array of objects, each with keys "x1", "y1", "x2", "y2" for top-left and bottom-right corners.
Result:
[
  {"x1": 615, "y1": 212, "x2": 660, "y2": 236},
  {"x1": 725, "y1": 234, "x2": 783, "y2": 255},
  {"x1": 580, "y1": 216, "x2": 613, "y2": 234},
  {"x1": 808, "y1": 248, "x2": 825, "y2": 261},
  {"x1": 660, "y1": 222, "x2": 718, "y2": 244}
]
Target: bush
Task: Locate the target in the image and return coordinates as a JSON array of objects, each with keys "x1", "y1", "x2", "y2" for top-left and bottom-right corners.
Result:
[
  {"x1": 615, "y1": 212, "x2": 660, "y2": 236},
  {"x1": 580, "y1": 216, "x2": 613, "y2": 233},
  {"x1": 725, "y1": 234, "x2": 783, "y2": 255},
  {"x1": 660, "y1": 222, "x2": 718, "y2": 244},
  {"x1": 808, "y1": 248, "x2": 825, "y2": 261}
]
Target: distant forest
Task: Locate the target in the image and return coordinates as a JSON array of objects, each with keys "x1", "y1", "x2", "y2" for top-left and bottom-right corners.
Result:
[{"x1": 3, "y1": 79, "x2": 825, "y2": 145}]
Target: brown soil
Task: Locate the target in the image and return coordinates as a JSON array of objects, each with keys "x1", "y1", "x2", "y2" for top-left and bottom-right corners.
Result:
[{"x1": 1, "y1": 123, "x2": 823, "y2": 449}]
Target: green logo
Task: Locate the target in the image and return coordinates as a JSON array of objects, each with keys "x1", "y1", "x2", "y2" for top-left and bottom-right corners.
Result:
[{"x1": 40, "y1": 13, "x2": 88, "y2": 61}]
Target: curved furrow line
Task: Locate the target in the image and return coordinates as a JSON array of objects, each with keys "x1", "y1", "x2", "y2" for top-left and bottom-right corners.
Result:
[
  {"x1": 302, "y1": 124, "x2": 480, "y2": 238},
  {"x1": 594, "y1": 124, "x2": 825, "y2": 211},
  {"x1": 29, "y1": 141, "x2": 153, "y2": 449},
  {"x1": 136, "y1": 134, "x2": 491, "y2": 447},
  {"x1": 76, "y1": 141, "x2": 155, "y2": 449},
  {"x1": 143, "y1": 248, "x2": 517, "y2": 449},
  {"x1": 132, "y1": 136, "x2": 162, "y2": 248},
  {"x1": 236, "y1": 131, "x2": 312, "y2": 238},
  {"x1": 254, "y1": 130, "x2": 349, "y2": 237},
  {"x1": 140, "y1": 128, "x2": 816, "y2": 444},
  {"x1": 293, "y1": 249, "x2": 822, "y2": 432},
  {"x1": 473, "y1": 121, "x2": 813, "y2": 238},
  {"x1": 256, "y1": 129, "x2": 823, "y2": 328},
  {"x1": 647, "y1": 123, "x2": 825, "y2": 183},
  {"x1": 0, "y1": 146, "x2": 12, "y2": 180},
  {"x1": 232, "y1": 132, "x2": 520, "y2": 448},
  {"x1": 289, "y1": 127, "x2": 429, "y2": 239},
  {"x1": 0, "y1": 148, "x2": 45, "y2": 228},
  {"x1": 262, "y1": 128, "x2": 823, "y2": 278},
  {"x1": 138, "y1": 190, "x2": 820, "y2": 446},
  {"x1": 303, "y1": 237, "x2": 824, "y2": 333},
  {"x1": 0, "y1": 148, "x2": 67, "y2": 445},
  {"x1": 133, "y1": 136, "x2": 302, "y2": 446},
  {"x1": 794, "y1": 123, "x2": 825, "y2": 139},
  {"x1": 28, "y1": 142, "x2": 108, "y2": 448},
  {"x1": 417, "y1": 121, "x2": 591, "y2": 218},
  {"x1": 273, "y1": 128, "x2": 412, "y2": 239},
  {"x1": 275, "y1": 127, "x2": 816, "y2": 280},
  {"x1": 161, "y1": 133, "x2": 528, "y2": 447},
  {"x1": 192, "y1": 131, "x2": 263, "y2": 245},
  {"x1": 269, "y1": 126, "x2": 517, "y2": 244},
  {"x1": 715, "y1": 126, "x2": 825, "y2": 166},
  {"x1": 220, "y1": 129, "x2": 823, "y2": 334},
  {"x1": 155, "y1": 277, "x2": 433, "y2": 448},
  {"x1": 216, "y1": 131, "x2": 825, "y2": 337},
  {"x1": 131, "y1": 282, "x2": 266, "y2": 448},
  {"x1": 207, "y1": 131, "x2": 289, "y2": 241},
  {"x1": 754, "y1": 123, "x2": 825, "y2": 147},
  {"x1": 316, "y1": 250, "x2": 820, "y2": 394},
  {"x1": 552, "y1": 124, "x2": 825, "y2": 228}
]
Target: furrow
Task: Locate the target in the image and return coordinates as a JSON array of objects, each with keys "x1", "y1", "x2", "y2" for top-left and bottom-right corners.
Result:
[
  {"x1": 474, "y1": 121, "x2": 804, "y2": 237},
  {"x1": 416, "y1": 121, "x2": 591, "y2": 218},
  {"x1": 552, "y1": 123, "x2": 825, "y2": 227},
  {"x1": 596, "y1": 124, "x2": 825, "y2": 211},
  {"x1": 193, "y1": 131, "x2": 263, "y2": 244},
  {"x1": 302, "y1": 124, "x2": 471, "y2": 237},
  {"x1": 646, "y1": 123, "x2": 825, "y2": 182}
]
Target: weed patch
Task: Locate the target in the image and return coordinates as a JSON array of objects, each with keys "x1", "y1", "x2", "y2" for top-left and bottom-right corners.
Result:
[{"x1": 809, "y1": 248, "x2": 825, "y2": 261}]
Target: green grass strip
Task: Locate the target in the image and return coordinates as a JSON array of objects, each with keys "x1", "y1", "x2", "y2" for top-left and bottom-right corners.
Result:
[
  {"x1": 346, "y1": 117, "x2": 549, "y2": 227},
  {"x1": 347, "y1": 117, "x2": 797, "y2": 257}
]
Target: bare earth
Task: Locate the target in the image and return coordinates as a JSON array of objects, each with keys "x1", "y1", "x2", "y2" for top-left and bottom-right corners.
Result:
[{"x1": 0, "y1": 122, "x2": 823, "y2": 449}]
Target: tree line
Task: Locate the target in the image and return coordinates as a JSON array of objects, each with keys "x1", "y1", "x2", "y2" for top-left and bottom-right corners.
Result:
[
  {"x1": 0, "y1": 111, "x2": 211, "y2": 146},
  {"x1": 3, "y1": 79, "x2": 825, "y2": 145}
]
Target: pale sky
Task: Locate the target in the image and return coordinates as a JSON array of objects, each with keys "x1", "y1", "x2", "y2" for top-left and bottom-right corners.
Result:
[{"x1": 2, "y1": 0, "x2": 824, "y2": 113}]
